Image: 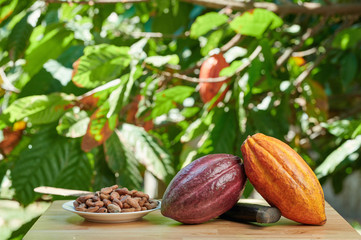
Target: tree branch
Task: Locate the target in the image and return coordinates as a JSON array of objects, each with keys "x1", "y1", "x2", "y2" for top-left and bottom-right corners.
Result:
[
  {"x1": 293, "y1": 53, "x2": 327, "y2": 88},
  {"x1": 44, "y1": 0, "x2": 361, "y2": 16},
  {"x1": 292, "y1": 48, "x2": 318, "y2": 57},
  {"x1": 180, "y1": 0, "x2": 361, "y2": 16},
  {"x1": 182, "y1": 33, "x2": 244, "y2": 76},
  {"x1": 44, "y1": 0, "x2": 148, "y2": 4},
  {"x1": 146, "y1": 46, "x2": 262, "y2": 83},
  {"x1": 220, "y1": 34, "x2": 242, "y2": 53},
  {"x1": 0, "y1": 68, "x2": 20, "y2": 93},
  {"x1": 276, "y1": 16, "x2": 328, "y2": 69},
  {"x1": 293, "y1": 16, "x2": 358, "y2": 88},
  {"x1": 127, "y1": 31, "x2": 189, "y2": 39}
]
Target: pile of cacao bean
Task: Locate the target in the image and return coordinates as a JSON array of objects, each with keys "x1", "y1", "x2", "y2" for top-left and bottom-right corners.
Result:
[{"x1": 73, "y1": 185, "x2": 158, "y2": 213}]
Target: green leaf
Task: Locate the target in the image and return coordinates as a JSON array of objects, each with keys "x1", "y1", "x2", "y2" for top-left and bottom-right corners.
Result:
[
  {"x1": 93, "y1": 147, "x2": 116, "y2": 191},
  {"x1": 230, "y1": 9, "x2": 283, "y2": 38},
  {"x1": 8, "y1": 216, "x2": 40, "y2": 240},
  {"x1": 242, "y1": 179, "x2": 254, "y2": 199},
  {"x1": 78, "y1": 79, "x2": 121, "y2": 109},
  {"x1": 249, "y1": 109, "x2": 285, "y2": 139},
  {"x1": 259, "y1": 38, "x2": 275, "y2": 74},
  {"x1": 3, "y1": 93, "x2": 74, "y2": 125},
  {"x1": 151, "y1": 2, "x2": 192, "y2": 34},
  {"x1": 220, "y1": 60, "x2": 244, "y2": 77},
  {"x1": 81, "y1": 101, "x2": 118, "y2": 152},
  {"x1": 106, "y1": 75, "x2": 129, "y2": 118},
  {"x1": 56, "y1": 109, "x2": 89, "y2": 138},
  {"x1": 0, "y1": 0, "x2": 18, "y2": 24},
  {"x1": 352, "y1": 124, "x2": 361, "y2": 139},
  {"x1": 92, "y1": 4, "x2": 114, "y2": 34},
  {"x1": 0, "y1": 160, "x2": 8, "y2": 187},
  {"x1": 18, "y1": 69, "x2": 63, "y2": 98},
  {"x1": 104, "y1": 130, "x2": 143, "y2": 190},
  {"x1": 301, "y1": 79, "x2": 328, "y2": 123},
  {"x1": 107, "y1": 65, "x2": 142, "y2": 118},
  {"x1": 145, "y1": 54, "x2": 179, "y2": 67},
  {"x1": 332, "y1": 28, "x2": 361, "y2": 50},
  {"x1": 0, "y1": 113, "x2": 9, "y2": 130},
  {"x1": 43, "y1": 59, "x2": 73, "y2": 86},
  {"x1": 118, "y1": 123, "x2": 175, "y2": 184},
  {"x1": 248, "y1": 58, "x2": 262, "y2": 87},
  {"x1": 59, "y1": 3, "x2": 87, "y2": 21},
  {"x1": 340, "y1": 52, "x2": 357, "y2": 88},
  {"x1": 11, "y1": 126, "x2": 92, "y2": 205},
  {"x1": 180, "y1": 119, "x2": 205, "y2": 143},
  {"x1": 123, "y1": 65, "x2": 143, "y2": 104},
  {"x1": 190, "y1": 12, "x2": 228, "y2": 39},
  {"x1": 153, "y1": 0, "x2": 170, "y2": 14},
  {"x1": 25, "y1": 25, "x2": 74, "y2": 77},
  {"x1": 129, "y1": 38, "x2": 148, "y2": 63},
  {"x1": 315, "y1": 135, "x2": 361, "y2": 178},
  {"x1": 201, "y1": 29, "x2": 224, "y2": 56},
  {"x1": 197, "y1": 108, "x2": 237, "y2": 155},
  {"x1": 180, "y1": 111, "x2": 213, "y2": 143},
  {"x1": 73, "y1": 44, "x2": 131, "y2": 88},
  {"x1": 181, "y1": 107, "x2": 200, "y2": 118},
  {"x1": 152, "y1": 86, "x2": 194, "y2": 118},
  {"x1": 6, "y1": 12, "x2": 35, "y2": 61},
  {"x1": 321, "y1": 120, "x2": 361, "y2": 139}
]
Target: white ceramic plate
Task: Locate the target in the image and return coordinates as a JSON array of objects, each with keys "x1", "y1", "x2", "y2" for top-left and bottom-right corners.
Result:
[{"x1": 62, "y1": 200, "x2": 161, "y2": 223}]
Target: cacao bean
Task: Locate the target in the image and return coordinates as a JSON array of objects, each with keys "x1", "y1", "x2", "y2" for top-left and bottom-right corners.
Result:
[
  {"x1": 144, "y1": 203, "x2": 152, "y2": 210},
  {"x1": 115, "y1": 187, "x2": 130, "y2": 196},
  {"x1": 133, "y1": 191, "x2": 149, "y2": 200},
  {"x1": 72, "y1": 185, "x2": 155, "y2": 213},
  {"x1": 100, "y1": 193, "x2": 110, "y2": 200},
  {"x1": 75, "y1": 203, "x2": 86, "y2": 212},
  {"x1": 77, "y1": 194, "x2": 93, "y2": 203},
  {"x1": 120, "y1": 195, "x2": 129, "y2": 203},
  {"x1": 85, "y1": 199, "x2": 95, "y2": 207},
  {"x1": 101, "y1": 187, "x2": 113, "y2": 194},
  {"x1": 110, "y1": 191, "x2": 120, "y2": 200},
  {"x1": 107, "y1": 204, "x2": 121, "y2": 213},
  {"x1": 127, "y1": 198, "x2": 140, "y2": 209},
  {"x1": 97, "y1": 207, "x2": 108, "y2": 213},
  {"x1": 85, "y1": 206, "x2": 99, "y2": 212},
  {"x1": 94, "y1": 201, "x2": 104, "y2": 208},
  {"x1": 113, "y1": 198, "x2": 123, "y2": 208}
]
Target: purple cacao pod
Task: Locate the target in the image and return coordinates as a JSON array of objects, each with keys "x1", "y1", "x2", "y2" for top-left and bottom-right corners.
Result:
[{"x1": 161, "y1": 154, "x2": 247, "y2": 224}]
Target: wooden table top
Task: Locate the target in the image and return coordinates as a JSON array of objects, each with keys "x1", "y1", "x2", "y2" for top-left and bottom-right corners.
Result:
[{"x1": 24, "y1": 199, "x2": 361, "y2": 240}]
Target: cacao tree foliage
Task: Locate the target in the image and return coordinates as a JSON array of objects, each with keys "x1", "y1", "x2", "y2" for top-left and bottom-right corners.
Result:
[{"x1": 0, "y1": 0, "x2": 361, "y2": 212}]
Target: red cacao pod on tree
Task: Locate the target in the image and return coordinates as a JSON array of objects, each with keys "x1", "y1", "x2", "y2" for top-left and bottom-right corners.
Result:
[{"x1": 199, "y1": 53, "x2": 230, "y2": 108}]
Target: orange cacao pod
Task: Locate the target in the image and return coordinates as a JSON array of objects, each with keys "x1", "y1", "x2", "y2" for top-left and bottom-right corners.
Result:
[
  {"x1": 199, "y1": 53, "x2": 229, "y2": 107},
  {"x1": 241, "y1": 133, "x2": 326, "y2": 225}
]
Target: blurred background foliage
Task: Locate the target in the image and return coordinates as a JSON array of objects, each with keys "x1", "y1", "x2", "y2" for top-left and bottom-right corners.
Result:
[{"x1": 0, "y1": 0, "x2": 361, "y2": 238}]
